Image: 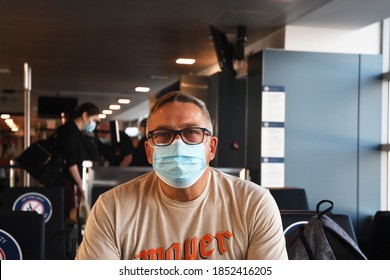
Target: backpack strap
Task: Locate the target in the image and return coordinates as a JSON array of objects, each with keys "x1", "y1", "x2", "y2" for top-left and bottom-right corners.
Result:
[{"x1": 316, "y1": 200, "x2": 333, "y2": 218}]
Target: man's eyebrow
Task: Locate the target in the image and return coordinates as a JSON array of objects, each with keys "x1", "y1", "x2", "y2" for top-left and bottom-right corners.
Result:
[
  {"x1": 152, "y1": 123, "x2": 202, "y2": 130},
  {"x1": 149, "y1": 125, "x2": 170, "y2": 130}
]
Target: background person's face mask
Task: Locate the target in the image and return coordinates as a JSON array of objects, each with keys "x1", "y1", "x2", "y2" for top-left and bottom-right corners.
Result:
[
  {"x1": 152, "y1": 139, "x2": 207, "y2": 188},
  {"x1": 99, "y1": 137, "x2": 109, "y2": 144},
  {"x1": 85, "y1": 120, "x2": 96, "y2": 132}
]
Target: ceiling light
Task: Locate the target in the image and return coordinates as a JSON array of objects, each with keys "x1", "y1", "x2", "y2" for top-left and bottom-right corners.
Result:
[
  {"x1": 98, "y1": 114, "x2": 106, "y2": 119},
  {"x1": 0, "y1": 68, "x2": 11, "y2": 74},
  {"x1": 102, "y1": 110, "x2": 112, "y2": 115},
  {"x1": 1, "y1": 114, "x2": 10, "y2": 119},
  {"x1": 11, "y1": 127, "x2": 19, "y2": 132},
  {"x1": 125, "y1": 127, "x2": 139, "y2": 137},
  {"x1": 5, "y1": 119, "x2": 14, "y2": 124},
  {"x1": 118, "y1": 99, "x2": 130, "y2": 104},
  {"x1": 109, "y1": 104, "x2": 121, "y2": 110},
  {"x1": 151, "y1": 75, "x2": 168, "y2": 80},
  {"x1": 176, "y1": 58, "x2": 196, "y2": 65},
  {"x1": 135, "y1": 87, "x2": 150, "y2": 93}
]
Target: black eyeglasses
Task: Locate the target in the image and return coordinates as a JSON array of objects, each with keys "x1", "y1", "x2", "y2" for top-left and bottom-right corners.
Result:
[{"x1": 147, "y1": 127, "x2": 212, "y2": 147}]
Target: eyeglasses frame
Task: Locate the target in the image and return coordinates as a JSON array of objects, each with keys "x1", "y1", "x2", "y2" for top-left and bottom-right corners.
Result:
[{"x1": 147, "y1": 127, "x2": 212, "y2": 147}]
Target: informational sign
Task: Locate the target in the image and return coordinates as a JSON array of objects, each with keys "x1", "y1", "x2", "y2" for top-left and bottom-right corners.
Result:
[
  {"x1": 261, "y1": 86, "x2": 285, "y2": 187},
  {"x1": 261, "y1": 122, "x2": 284, "y2": 158},
  {"x1": 0, "y1": 229, "x2": 23, "y2": 260},
  {"x1": 262, "y1": 88, "x2": 285, "y2": 122},
  {"x1": 12, "y1": 192, "x2": 53, "y2": 223}
]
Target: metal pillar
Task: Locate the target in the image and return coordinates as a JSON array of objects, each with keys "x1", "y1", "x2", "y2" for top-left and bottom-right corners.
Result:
[{"x1": 23, "y1": 63, "x2": 31, "y2": 187}]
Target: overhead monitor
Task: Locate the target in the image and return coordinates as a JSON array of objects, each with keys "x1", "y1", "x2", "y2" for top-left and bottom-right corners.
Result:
[
  {"x1": 209, "y1": 25, "x2": 235, "y2": 74},
  {"x1": 38, "y1": 96, "x2": 78, "y2": 119}
]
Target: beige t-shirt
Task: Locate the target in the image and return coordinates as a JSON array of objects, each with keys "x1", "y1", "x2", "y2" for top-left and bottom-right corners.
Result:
[{"x1": 75, "y1": 168, "x2": 288, "y2": 260}]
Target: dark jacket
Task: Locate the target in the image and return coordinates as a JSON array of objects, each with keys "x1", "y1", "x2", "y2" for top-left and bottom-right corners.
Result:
[
  {"x1": 56, "y1": 121, "x2": 89, "y2": 183},
  {"x1": 97, "y1": 131, "x2": 134, "y2": 166}
]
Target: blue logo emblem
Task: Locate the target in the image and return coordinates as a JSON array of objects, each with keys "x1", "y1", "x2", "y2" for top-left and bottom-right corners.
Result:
[
  {"x1": 13, "y1": 192, "x2": 52, "y2": 223},
  {"x1": 0, "y1": 229, "x2": 23, "y2": 260}
]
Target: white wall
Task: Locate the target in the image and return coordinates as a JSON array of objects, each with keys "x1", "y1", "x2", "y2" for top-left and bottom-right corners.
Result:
[
  {"x1": 284, "y1": 23, "x2": 381, "y2": 54},
  {"x1": 114, "y1": 99, "x2": 149, "y2": 122}
]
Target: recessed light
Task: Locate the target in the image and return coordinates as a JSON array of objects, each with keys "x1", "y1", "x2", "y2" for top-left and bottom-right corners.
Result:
[
  {"x1": 176, "y1": 58, "x2": 196, "y2": 65},
  {"x1": 118, "y1": 99, "x2": 130, "y2": 104},
  {"x1": 125, "y1": 127, "x2": 139, "y2": 137},
  {"x1": 0, "y1": 68, "x2": 11, "y2": 74},
  {"x1": 98, "y1": 114, "x2": 106, "y2": 119},
  {"x1": 151, "y1": 75, "x2": 168, "y2": 80},
  {"x1": 109, "y1": 104, "x2": 121, "y2": 110},
  {"x1": 102, "y1": 110, "x2": 112, "y2": 115},
  {"x1": 135, "y1": 87, "x2": 150, "y2": 93},
  {"x1": 1, "y1": 114, "x2": 10, "y2": 119}
]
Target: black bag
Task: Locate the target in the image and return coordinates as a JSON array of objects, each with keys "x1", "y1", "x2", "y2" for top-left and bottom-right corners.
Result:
[
  {"x1": 15, "y1": 132, "x2": 65, "y2": 186},
  {"x1": 285, "y1": 200, "x2": 367, "y2": 260}
]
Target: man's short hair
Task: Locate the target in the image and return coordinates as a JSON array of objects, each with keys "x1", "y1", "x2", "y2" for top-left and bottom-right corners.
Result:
[
  {"x1": 139, "y1": 118, "x2": 147, "y2": 128},
  {"x1": 147, "y1": 91, "x2": 213, "y2": 133}
]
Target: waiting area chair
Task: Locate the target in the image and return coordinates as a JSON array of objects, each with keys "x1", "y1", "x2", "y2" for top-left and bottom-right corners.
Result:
[
  {"x1": 365, "y1": 211, "x2": 390, "y2": 260},
  {"x1": 0, "y1": 210, "x2": 45, "y2": 259},
  {"x1": 268, "y1": 187, "x2": 309, "y2": 210}
]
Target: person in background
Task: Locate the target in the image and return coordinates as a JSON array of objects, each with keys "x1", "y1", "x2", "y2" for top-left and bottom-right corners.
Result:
[
  {"x1": 82, "y1": 130, "x2": 100, "y2": 163},
  {"x1": 131, "y1": 118, "x2": 150, "y2": 166},
  {"x1": 55, "y1": 102, "x2": 100, "y2": 218},
  {"x1": 96, "y1": 122, "x2": 134, "y2": 167},
  {"x1": 76, "y1": 91, "x2": 287, "y2": 260}
]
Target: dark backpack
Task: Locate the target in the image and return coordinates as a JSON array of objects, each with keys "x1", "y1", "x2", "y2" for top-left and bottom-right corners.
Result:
[
  {"x1": 285, "y1": 200, "x2": 367, "y2": 260},
  {"x1": 15, "y1": 131, "x2": 65, "y2": 187}
]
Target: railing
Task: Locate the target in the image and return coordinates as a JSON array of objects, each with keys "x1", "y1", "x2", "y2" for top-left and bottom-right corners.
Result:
[
  {"x1": 3, "y1": 160, "x2": 249, "y2": 206},
  {"x1": 0, "y1": 160, "x2": 25, "y2": 188},
  {"x1": 81, "y1": 161, "x2": 248, "y2": 206}
]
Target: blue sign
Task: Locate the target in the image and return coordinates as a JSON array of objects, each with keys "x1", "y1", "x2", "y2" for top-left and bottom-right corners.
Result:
[
  {"x1": 13, "y1": 192, "x2": 52, "y2": 223},
  {"x1": 0, "y1": 229, "x2": 23, "y2": 260}
]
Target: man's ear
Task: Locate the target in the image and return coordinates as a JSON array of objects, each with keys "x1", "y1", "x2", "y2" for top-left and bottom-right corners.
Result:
[
  {"x1": 207, "y1": 136, "x2": 218, "y2": 162},
  {"x1": 144, "y1": 140, "x2": 153, "y2": 164},
  {"x1": 82, "y1": 111, "x2": 89, "y2": 122}
]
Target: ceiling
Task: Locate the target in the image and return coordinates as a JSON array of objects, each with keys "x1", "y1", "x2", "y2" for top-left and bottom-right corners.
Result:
[{"x1": 1, "y1": 0, "x2": 390, "y2": 133}]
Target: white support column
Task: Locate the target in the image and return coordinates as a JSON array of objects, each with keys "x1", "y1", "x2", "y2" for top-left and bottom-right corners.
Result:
[
  {"x1": 23, "y1": 63, "x2": 31, "y2": 187},
  {"x1": 380, "y1": 19, "x2": 390, "y2": 210}
]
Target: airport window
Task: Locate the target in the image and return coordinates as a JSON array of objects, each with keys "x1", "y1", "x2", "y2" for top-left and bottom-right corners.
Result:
[
  {"x1": 381, "y1": 18, "x2": 390, "y2": 210},
  {"x1": 383, "y1": 73, "x2": 390, "y2": 210},
  {"x1": 378, "y1": 74, "x2": 390, "y2": 210},
  {"x1": 383, "y1": 76, "x2": 390, "y2": 210}
]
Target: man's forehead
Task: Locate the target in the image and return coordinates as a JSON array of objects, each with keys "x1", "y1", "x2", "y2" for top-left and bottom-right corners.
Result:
[
  {"x1": 98, "y1": 122, "x2": 110, "y2": 129},
  {"x1": 148, "y1": 102, "x2": 207, "y2": 128}
]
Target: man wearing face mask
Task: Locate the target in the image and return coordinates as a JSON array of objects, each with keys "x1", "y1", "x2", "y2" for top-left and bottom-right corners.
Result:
[
  {"x1": 75, "y1": 92, "x2": 287, "y2": 260},
  {"x1": 96, "y1": 121, "x2": 134, "y2": 167},
  {"x1": 130, "y1": 118, "x2": 150, "y2": 166},
  {"x1": 55, "y1": 102, "x2": 100, "y2": 218}
]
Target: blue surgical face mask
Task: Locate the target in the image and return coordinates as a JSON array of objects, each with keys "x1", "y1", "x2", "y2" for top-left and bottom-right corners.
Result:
[
  {"x1": 85, "y1": 120, "x2": 96, "y2": 132},
  {"x1": 99, "y1": 137, "x2": 109, "y2": 144},
  {"x1": 152, "y1": 139, "x2": 207, "y2": 188}
]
